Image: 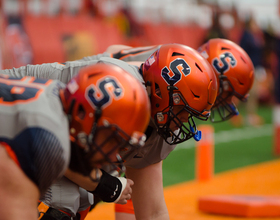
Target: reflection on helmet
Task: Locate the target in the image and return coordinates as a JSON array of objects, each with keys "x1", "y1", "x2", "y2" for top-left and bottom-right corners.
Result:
[
  {"x1": 142, "y1": 43, "x2": 218, "y2": 144},
  {"x1": 198, "y1": 38, "x2": 254, "y2": 122},
  {"x1": 60, "y1": 63, "x2": 151, "y2": 179}
]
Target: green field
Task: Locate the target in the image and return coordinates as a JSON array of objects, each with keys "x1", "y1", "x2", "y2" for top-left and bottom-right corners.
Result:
[{"x1": 162, "y1": 104, "x2": 278, "y2": 187}]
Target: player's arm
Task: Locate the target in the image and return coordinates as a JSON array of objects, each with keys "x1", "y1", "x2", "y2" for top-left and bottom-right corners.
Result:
[
  {"x1": 112, "y1": 45, "x2": 159, "y2": 62},
  {"x1": 64, "y1": 168, "x2": 100, "y2": 191},
  {"x1": 106, "y1": 45, "x2": 133, "y2": 54},
  {"x1": 126, "y1": 61, "x2": 143, "y2": 67},
  {"x1": 65, "y1": 168, "x2": 133, "y2": 204},
  {"x1": 0, "y1": 144, "x2": 40, "y2": 220},
  {"x1": 79, "y1": 45, "x2": 159, "y2": 62},
  {"x1": 0, "y1": 60, "x2": 99, "y2": 84},
  {"x1": 126, "y1": 161, "x2": 169, "y2": 220},
  {"x1": 77, "y1": 45, "x2": 134, "y2": 62}
]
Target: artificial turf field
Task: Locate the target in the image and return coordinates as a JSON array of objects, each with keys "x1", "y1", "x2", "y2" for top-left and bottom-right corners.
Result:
[
  {"x1": 162, "y1": 104, "x2": 276, "y2": 187},
  {"x1": 86, "y1": 104, "x2": 280, "y2": 219}
]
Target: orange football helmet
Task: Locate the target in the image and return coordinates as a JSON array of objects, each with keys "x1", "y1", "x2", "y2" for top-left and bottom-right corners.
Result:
[
  {"x1": 60, "y1": 63, "x2": 150, "y2": 177},
  {"x1": 142, "y1": 43, "x2": 218, "y2": 144},
  {"x1": 198, "y1": 38, "x2": 254, "y2": 122}
]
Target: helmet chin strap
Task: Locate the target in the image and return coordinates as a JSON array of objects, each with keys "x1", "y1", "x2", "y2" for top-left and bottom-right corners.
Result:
[
  {"x1": 86, "y1": 107, "x2": 127, "y2": 182},
  {"x1": 87, "y1": 107, "x2": 102, "y2": 147},
  {"x1": 166, "y1": 84, "x2": 202, "y2": 142},
  {"x1": 168, "y1": 84, "x2": 202, "y2": 141},
  {"x1": 69, "y1": 107, "x2": 104, "y2": 180},
  {"x1": 166, "y1": 83, "x2": 177, "y2": 134},
  {"x1": 167, "y1": 84, "x2": 178, "y2": 106}
]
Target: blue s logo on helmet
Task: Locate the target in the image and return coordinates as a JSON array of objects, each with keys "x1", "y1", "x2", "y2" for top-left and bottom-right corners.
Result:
[
  {"x1": 161, "y1": 58, "x2": 191, "y2": 85},
  {"x1": 86, "y1": 77, "x2": 123, "y2": 109},
  {"x1": 212, "y1": 52, "x2": 237, "y2": 74}
]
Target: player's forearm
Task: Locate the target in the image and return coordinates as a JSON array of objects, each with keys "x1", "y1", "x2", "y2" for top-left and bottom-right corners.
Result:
[
  {"x1": 76, "y1": 51, "x2": 111, "y2": 62},
  {"x1": 0, "y1": 63, "x2": 73, "y2": 83},
  {"x1": 64, "y1": 168, "x2": 100, "y2": 191},
  {"x1": 0, "y1": 60, "x2": 99, "y2": 84}
]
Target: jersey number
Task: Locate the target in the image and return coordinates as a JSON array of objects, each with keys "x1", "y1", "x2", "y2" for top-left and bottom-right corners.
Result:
[
  {"x1": 0, "y1": 76, "x2": 51, "y2": 104},
  {"x1": 161, "y1": 58, "x2": 190, "y2": 85}
]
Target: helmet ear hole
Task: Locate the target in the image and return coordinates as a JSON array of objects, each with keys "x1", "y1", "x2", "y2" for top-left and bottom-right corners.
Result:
[
  {"x1": 240, "y1": 56, "x2": 246, "y2": 63},
  {"x1": 195, "y1": 63, "x2": 203, "y2": 72},
  {"x1": 155, "y1": 83, "x2": 162, "y2": 98},
  {"x1": 221, "y1": 47, "x2": 230, "y2": 50},
  {"x1": 77, "y1": 104, "x2": 86, "y2": 120},
  {"x1": 172, "y1": 52, "x2": 184, "y2": 57}
]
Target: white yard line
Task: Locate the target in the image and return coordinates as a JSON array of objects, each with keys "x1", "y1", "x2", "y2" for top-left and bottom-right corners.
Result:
[{"x1": 175, "y1": 124, "x2": 273, "y2": 151}]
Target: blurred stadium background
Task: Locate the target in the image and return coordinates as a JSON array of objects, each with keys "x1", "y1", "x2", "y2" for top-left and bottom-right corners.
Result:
[{"x1": 1, "y1": 0, "x2": 280, "y2": 218}]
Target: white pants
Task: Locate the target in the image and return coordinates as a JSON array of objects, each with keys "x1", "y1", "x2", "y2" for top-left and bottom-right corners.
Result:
[{"x1": 42, "y1": 176, "x2": 94, "y2": 217}]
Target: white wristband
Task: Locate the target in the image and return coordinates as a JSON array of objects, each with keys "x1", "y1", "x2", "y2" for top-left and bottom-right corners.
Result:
[{"x1": 114, "y1": 177, "x2": 127, "y2": 203}]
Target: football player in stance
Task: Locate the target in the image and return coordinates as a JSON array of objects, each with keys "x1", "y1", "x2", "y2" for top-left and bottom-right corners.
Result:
[
  {"x1": 79, "y1": 39, "x2": 254, "y2": 219},
  {"x1": 84, "y1": 43, "x2": 218, "y2": 220},
  {"x1": 0, "y1": 43, "x2": 218, "y2": 220},
  {"x1": 0, "y1": 63, "x2": 150, "y2": 220}
]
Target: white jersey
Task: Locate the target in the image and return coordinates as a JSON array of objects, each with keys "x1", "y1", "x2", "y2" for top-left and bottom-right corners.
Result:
[
  {"x1": 0, "y1": 56, "x2": 177, "y2": 216},
  {"x1": 43, "y1": 176, "x2": 93, "y2": 216},
  {"x1": 0, "y1": 75, "x2": 70, "y2": 194},
  {"x1": 0, "y1": 57, "x2": 175, "y2": 169}
]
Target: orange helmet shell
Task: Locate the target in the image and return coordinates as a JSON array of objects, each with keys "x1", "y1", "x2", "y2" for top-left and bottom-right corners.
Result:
[
  {"x1": 143, "y1": 43, "x2": 218, "y2": 120},
  {"x1": 62, "y1": 63, "x2": 151, "y2": 142},
  {"x1": 198, "y1": 38, "x2": 254, "y2": 100}
]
